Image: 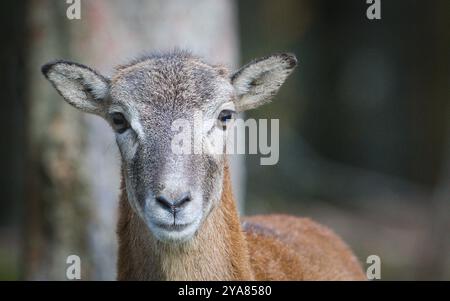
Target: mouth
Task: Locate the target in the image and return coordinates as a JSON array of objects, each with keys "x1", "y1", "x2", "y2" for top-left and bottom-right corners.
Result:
[
  {"x1": 153, "y1": 222, "x2": 191, "y2": 232},
  {"x1": 142, "y1": 203, "x2": 203, "y2": 242},
  {"x1": 147, "y1": 218, "x2": 200, "y2": 243}
]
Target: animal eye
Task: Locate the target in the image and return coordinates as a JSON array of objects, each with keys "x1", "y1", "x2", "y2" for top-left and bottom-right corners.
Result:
[
  {"x1": 110, "y1": 112, "x2": 130, "y2": 134},
  {"x1": 217, "y1": 109, "x2": 236, "y2": 129}
]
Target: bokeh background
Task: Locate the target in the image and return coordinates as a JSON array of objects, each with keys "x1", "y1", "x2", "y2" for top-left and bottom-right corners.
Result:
[{"x1": 1, "y1": 0, "x2": 449, "y2": 280}]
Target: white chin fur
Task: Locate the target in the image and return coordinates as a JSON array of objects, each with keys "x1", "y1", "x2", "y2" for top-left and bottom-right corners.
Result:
[{"x1": 147, "y1": 218, "x2": 201, "y2": 243}]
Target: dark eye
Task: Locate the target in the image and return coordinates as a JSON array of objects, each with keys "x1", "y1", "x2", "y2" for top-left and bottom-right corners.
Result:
[
  {"x1": 217, "y1": 109, "x2": 236, "y2": 129},
  {"x1": 110, "y1": 112, "x2": 130, "y2": 134}
]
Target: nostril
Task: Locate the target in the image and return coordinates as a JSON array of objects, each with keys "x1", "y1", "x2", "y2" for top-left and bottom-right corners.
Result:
[
  {"x1": 175, "y1": 193, "x2": 191, "y2": 208},
  {"x1": 155, "y1": 195, "x2": 173, "y2": 210}
]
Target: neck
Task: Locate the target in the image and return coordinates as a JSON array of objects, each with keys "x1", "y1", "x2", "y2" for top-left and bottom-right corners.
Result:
[{"x1": 116, "y1": 163, "x2": 254, "y2": 280}]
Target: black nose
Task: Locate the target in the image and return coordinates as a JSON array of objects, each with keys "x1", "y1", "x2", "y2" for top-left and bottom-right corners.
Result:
[{"x1": 155, "y1": 193, "x2": 191, "y2": 213}]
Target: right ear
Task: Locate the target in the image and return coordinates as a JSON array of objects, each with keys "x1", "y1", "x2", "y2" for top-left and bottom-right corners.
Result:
[{"x1": 41, "y1": 60, "x2": 110, "y2": 115}]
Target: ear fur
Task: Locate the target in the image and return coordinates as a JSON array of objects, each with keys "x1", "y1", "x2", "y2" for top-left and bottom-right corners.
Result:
[
  {"x1": 231, "y1": 53, "x2": 297, "y2": 111},
  {"x1": 41, "y1": 60, "x2": 110, "y2": 115}
]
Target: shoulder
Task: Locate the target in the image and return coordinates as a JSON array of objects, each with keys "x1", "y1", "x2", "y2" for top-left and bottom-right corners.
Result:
[{"x1": 242, "y1": 214, "x2": 366, "y2": 280}]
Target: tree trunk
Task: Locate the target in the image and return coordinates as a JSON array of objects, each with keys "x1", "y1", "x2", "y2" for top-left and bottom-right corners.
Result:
[{"x1": 24, "y1": 0, "x2": 240, "y2": 280}]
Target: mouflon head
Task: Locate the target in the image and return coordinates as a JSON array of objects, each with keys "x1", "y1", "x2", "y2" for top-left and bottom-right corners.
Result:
[{"x1": 42, "y1": 50, "x2": 297, "y2": 243}]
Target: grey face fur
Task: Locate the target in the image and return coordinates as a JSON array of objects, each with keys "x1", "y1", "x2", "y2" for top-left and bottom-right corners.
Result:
[{"x1": 42, "y1": 50, "x2": 297, "y2": 243}]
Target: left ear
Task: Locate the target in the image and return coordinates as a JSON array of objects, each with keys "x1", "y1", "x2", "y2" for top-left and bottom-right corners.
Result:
[{"x1": 231, "y1": 53, "x2": 297, "y2": 112}]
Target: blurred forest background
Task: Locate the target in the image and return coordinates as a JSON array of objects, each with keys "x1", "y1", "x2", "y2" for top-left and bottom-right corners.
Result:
[{"x1": 1, "y1": 0, "x2": 449, "y2": 280}]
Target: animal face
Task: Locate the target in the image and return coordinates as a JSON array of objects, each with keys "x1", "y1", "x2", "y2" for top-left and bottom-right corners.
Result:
[{"x1": 42, "y1": 50, "x2": 297, "y2": 243}]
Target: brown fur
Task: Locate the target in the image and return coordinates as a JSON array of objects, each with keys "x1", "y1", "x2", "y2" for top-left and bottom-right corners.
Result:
[{"x1": 117, "y1": 162, "x2": 365, "y2": 280}]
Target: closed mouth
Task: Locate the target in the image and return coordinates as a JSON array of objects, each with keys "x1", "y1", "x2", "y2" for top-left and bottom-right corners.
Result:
[{"x1": 154, "y1": 222, "x2": 190, "y2": 232}]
